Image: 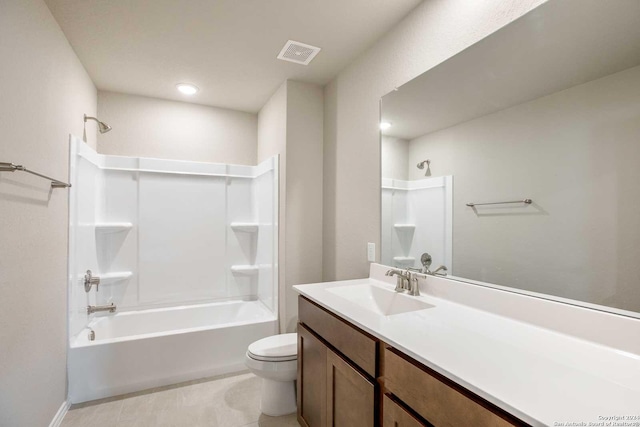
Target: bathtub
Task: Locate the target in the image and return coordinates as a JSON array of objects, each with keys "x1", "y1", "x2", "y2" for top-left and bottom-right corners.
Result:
[{"x1": 68, "y1": 300, "x2": 277, "y2": 403}]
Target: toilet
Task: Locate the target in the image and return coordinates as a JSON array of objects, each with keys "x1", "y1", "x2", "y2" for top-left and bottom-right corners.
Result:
[{"x1": 245, "y1": 333, "x2": 298, "y2": 416}]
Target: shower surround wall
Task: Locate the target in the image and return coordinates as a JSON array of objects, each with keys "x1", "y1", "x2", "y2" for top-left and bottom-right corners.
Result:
[
  {"x1": 67, "y1": 137, "x2": 278, "y2": 402},
  {"x1": 381, "y1": 176, "x2": 453, "y2": 271}
]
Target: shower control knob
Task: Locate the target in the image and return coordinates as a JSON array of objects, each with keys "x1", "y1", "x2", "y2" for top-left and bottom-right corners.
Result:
[{"x1": 84, "y1": 270, "x2": 100, "y2": 293}]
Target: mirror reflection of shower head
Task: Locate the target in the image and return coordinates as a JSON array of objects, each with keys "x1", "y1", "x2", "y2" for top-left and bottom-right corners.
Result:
[
  {"x1": 84, "y1": 114, "x2": 112, "y2": 134},
  {"x1": 417, "y1": 159, "x2": 432, "y2": 176},
  {"x1": 417, "y1": 159, "x2": 430, "y2": 169}
]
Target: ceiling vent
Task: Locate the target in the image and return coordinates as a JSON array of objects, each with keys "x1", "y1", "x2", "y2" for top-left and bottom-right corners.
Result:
[{"x1": 277, "y1": 40, "x2": 321, "y2": 65}]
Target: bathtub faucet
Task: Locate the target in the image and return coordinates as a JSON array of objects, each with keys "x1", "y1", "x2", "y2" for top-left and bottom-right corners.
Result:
[{"x1": 87, "y1": 303, "x2": 116, "y2": 315}]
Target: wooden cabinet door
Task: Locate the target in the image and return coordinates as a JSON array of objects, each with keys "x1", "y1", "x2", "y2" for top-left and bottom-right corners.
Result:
[
  {"x1": 382, "y1": 394, "x2": 429, "y2": 427},
  {"x1": 326, "y1": 348, "x2": 375, "y2": 427},
  {"x1": 298, "y1": 324, "x2": 327, "y2": 427}
]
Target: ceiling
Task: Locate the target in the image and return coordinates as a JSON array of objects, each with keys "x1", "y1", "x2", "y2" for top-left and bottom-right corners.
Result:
[
  {"x1": 381, "y1": 0, "x2": 640, "y2": 141},
  {"x1": 45, "y1": 0, "x2": 421, "y2": 113}
]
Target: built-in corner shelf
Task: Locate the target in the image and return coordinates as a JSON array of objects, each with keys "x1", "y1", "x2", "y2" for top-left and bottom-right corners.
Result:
[
  {"x1": 100, "y1": 272, "x2": 133, "y2": 285},
  {"x1": 230, "y1": 222, "x2": 259, "y2": 233},
  {"x1": 95, "y1": 222, "x2": 133, "y2": 233},
  {"x1": 393, "y1": 224, "x2": 416, "y2": 230},
  {"x1": 230, "y1": 265, "x2": 259, "y2": 276}
]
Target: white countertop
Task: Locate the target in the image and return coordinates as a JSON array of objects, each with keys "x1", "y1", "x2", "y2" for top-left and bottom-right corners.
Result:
[{"x1": 293, "y1": 266, "x2": 640, "y2": 427}]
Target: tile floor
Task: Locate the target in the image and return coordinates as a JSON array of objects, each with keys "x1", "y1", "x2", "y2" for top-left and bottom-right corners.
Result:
[{"x1": 60, "y1": 372, "x2": 300, "y2": 427}]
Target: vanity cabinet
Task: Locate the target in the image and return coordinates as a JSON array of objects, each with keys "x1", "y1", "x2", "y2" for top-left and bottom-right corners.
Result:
[
  {"x1": 382, "y1": 394, "x2": 428, "y2": 427},
  {"x1": 298, "y1": 296, "x2": 377, "y2": 427},
  {"x1": 383, "y1": 348, "x2": 518, "y2": 427},
  {"x1": 298, "y1": 324, "x2": 327, "y2": 427},
  {"x1": 298, "y1": 296, "x2": 529, "y2": 427},
  {"x1": 326, "y1": 349, "x2": 375, "y2": 427},
  {"x1": 298, "y1": 323, "x2": 375, "y2": 427}
]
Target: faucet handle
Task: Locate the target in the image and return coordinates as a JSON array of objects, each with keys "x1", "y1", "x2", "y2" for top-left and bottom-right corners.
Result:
[
  {"x1": 84, "y1": 270, "x2": 100, "y2": 293},
  {"x1": 420, "y1": 253, "x2": 433, "y2": 272},
  {"x1": 408, "y1": 274, "x2": 420, "y2": 296}
]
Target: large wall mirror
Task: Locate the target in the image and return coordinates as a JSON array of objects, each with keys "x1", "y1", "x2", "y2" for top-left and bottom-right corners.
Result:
[{"x1": 380, "y1": 0, "x2": 640, "y2": 318}]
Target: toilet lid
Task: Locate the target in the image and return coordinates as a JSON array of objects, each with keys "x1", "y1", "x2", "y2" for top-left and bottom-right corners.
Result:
[{"x1": 248, "y1": 333, "x2": 297, "y2": 362}]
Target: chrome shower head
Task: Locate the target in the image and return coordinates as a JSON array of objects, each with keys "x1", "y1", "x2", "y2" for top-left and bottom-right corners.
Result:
[
  {"x1": 417, "y1": 159, "x2": 430, "y2": 169},
  {"x1": 84, "y1": 114, "x2": 112, "y2": 134}
]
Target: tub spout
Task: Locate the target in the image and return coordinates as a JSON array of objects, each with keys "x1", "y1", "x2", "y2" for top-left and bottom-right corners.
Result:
[{"x1": 87, "y1": 303, "x2": 116, "y2": 315}]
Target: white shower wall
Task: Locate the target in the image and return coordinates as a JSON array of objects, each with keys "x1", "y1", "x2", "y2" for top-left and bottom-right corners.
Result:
[
  {"x1": 381, "y1": 176, "x2": 453, "y2": 271},
  {"x1": 68, "y1": 137, "x2": 278, "y2": 341}
]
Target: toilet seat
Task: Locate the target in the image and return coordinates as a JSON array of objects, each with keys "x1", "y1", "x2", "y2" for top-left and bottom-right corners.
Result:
[{"x1": 247, "y1": 333, "x2": 297, "y2": 362}]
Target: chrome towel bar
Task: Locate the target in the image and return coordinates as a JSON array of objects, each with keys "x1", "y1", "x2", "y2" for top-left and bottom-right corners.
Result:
[
  {"x1": 0, "y1": 162, "x2": 71, "y2": 188},
  {"x1": 466, "y1": 199, "x2": 532, "y2": 207}
]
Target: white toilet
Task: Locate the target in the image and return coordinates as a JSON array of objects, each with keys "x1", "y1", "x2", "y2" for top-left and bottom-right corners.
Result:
[{"x1": 245, "y1": 333, "x2": 298, "y2": 416}]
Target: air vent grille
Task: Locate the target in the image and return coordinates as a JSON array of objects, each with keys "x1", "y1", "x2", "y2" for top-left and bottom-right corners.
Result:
[{"x1": 277, "y1": 40, "x2": 321, "y2": 65}]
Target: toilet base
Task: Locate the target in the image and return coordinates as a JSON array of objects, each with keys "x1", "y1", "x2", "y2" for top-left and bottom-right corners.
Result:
[{"x1": 259, "y1": 378, "x2": 297, "y2": 416}]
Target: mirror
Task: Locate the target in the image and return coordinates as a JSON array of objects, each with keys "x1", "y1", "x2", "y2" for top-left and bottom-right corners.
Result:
[{"x1": 380, "y1": 0, "x2": 640, "y2": 317}]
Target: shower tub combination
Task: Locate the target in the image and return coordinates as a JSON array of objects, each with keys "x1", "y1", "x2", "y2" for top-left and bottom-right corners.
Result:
[
  {"x1": 67, "y1": 137, "x2": 279, "y2": 403},
  {"x1": 68, "y1": 300, "x2": 276, "y2": 403}
]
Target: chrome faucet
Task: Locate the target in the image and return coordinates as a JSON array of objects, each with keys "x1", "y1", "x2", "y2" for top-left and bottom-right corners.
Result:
[
  {"x1": 420, "y1": 253, "x2": 433, "y2": 274},
  {"x1": 84, "y1": 270, "x2": 100, "y2": 293},
  {"x1": 386, "y1": 268, "x2": 420, "y2": 296},
  {"x1": 406, "y1": 271, "x2": 420, "y2": 296},
  {"x1": 419, "y1": 253, "x2": 448, "y2": 277},
  {"x1": 385, "y1": 269, "x2": 410, "y2": 292},
  {"x1": 87, "y1": 303, "x2": 116, "y2": 315}
]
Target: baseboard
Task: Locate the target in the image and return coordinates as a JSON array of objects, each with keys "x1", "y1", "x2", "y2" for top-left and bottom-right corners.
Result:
[{"x1": 48, "y1": 400, "x2": 70, "y2": 427}]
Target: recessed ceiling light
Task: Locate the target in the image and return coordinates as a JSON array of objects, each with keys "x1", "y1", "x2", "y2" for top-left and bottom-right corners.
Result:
[
  {"x1": 380, "y1": 122, "x2": 392, "y2": 130},
  {"x1": 176, "y1": 83, "x2": 199, "y2": 95}
]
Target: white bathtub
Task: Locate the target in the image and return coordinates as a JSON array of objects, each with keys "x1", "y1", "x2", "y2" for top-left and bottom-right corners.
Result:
[{"x1": 68, "y1": 300, "x2": 277, "y2": 403}]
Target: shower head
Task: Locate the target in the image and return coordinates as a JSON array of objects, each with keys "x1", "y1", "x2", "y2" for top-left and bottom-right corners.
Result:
[
  {"x1": 84, "y1": 114, "x2": 112, "y2": 134},
  {"x1": 417, "y1": 159, "x2": 430, "y2": 169}
]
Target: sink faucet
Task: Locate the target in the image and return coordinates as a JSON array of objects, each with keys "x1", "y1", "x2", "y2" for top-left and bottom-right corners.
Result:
[
  {"x1": 385, "y1": 269, "x2": 420, "y2": 296},
  {"x1": 406, "y1": 271, "x2": 420, "y2": 296},
  {"x1": 385, "y1": 269, "x2": 410, "y2": 292}
]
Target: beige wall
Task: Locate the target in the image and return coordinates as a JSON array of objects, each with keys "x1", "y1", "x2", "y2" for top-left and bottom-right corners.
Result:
[
  {"x1": 381, "y1": 136, "x2": 409, "y2": 181},
  {"x1": 283, "y1": 81, "x2": 324, "y2": 331},
  {"x1": 97, "y1": 91, "x2": 257, "y2": 164},
  {"x1": 257, "y1": 82, "x2": 288, "y2": 165},
  {"x1": 257, "y1": 82, "x2": 288, "y2": 332},
  {"x1": 258, "y1": 81, "x2": 323, "y2": 332},
  {"x1": 406, "y1": 65, "x2": 640, "y2": 312},
  {"x1": 323, "y1": 0, "x2": 546, "y2": 281},
  {"x1": 0, "y1": 0, "x2": 97, "y2": 425}
]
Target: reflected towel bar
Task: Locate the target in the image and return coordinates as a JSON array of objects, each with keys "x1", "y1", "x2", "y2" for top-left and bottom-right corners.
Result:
[
  {"x1": 0, "y1": 162, "x2": 71, "y2": 188},
  {"x1": 466, "y1": 199, "x2": 532, "y2": 207}
]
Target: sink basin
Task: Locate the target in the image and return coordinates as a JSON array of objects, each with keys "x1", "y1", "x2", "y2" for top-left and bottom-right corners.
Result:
[{"x1": 327, "y1": 283, "x2": 433, "y2": 316}]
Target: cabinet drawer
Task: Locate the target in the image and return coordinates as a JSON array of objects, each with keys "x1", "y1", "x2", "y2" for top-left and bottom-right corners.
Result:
[
  {"x1": 383, "y1": 394, "x2": 429, "y2": 427},
  {"x1": 383, "y1": 348, "x2": 524, "y2": 427},
  {"x1": 299, "y1": 296, "x2": 377, "y2": 377}
]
